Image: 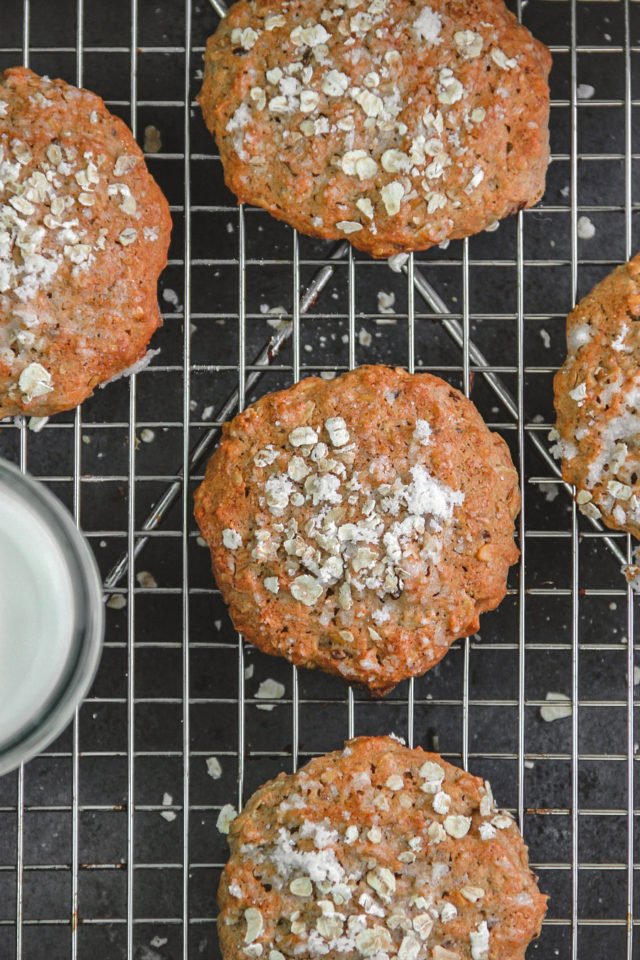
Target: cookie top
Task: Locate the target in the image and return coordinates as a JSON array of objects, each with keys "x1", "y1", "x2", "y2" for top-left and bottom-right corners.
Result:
[
  {"x1": 199, "y1": 0, "x2": 551, "y2": 258},
  {"x1": 218, "y1": 736, "x2": 547, "y2": 960},
  {"x1": 552, "y1": 255, "x2": 640, "y2": 538},
  {"x1": 194, "y1": 366, "x2": 520, "y2": 694},
  {"x1": 0, "y1": 68, "x2": 171, "y2": 418}
]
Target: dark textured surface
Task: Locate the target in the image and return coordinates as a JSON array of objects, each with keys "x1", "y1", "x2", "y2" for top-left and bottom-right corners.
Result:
[{"x1": 0, "y1": 1, "x2": 639, "y2": 958}]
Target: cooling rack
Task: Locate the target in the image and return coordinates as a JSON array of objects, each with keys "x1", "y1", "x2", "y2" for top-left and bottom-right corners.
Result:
[{"x1": 0, "y1": 0, "x2": 638, "y2": 958}]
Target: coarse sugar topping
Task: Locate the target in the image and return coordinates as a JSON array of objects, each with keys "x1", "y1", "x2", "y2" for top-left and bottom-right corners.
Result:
[
  {"x1": 222, "y1": 412, "x2": 463, "y2": 624},
  {"x1": 215, "y1": 0, "x2": 534, "y2": 241},
  {"x1": 221, "y1": 741, "x2": 541, "y2": 960}
]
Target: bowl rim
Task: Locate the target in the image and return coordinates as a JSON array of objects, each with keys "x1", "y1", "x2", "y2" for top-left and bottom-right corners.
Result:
[{"x1": 0, "y1": 457, "x2": 105, "y2": 777}]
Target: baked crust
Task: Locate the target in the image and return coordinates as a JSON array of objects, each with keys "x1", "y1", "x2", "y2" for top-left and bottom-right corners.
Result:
[
  {"x1": 553, "y1": 254, "x2": 640, "y2": 538},
  {"x1": 0, "y1": 67, "x2": 172, "y2": 418},
  {"x1": 199, "y1": 0, "x2": 551, "y2": 258},
  {"x1": 195, "y1": 366, "x2": 520, "y2": 694},
  {"x1": 218, "y1": 736, "x2": 547, "y2": 960}
]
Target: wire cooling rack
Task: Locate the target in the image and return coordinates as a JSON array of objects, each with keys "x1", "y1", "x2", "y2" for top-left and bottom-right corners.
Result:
[{"x1": 0, "y1": 0, "x2": 639, "y2": 958}]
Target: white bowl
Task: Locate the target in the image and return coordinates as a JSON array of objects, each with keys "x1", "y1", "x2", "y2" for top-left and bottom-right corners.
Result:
[{"x1": 0, "y1": 458, "x2": 104, "y2": 776}]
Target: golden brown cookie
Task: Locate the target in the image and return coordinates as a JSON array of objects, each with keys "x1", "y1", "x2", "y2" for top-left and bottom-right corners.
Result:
[
  {"x1": 198, "y1": 0, "x2": 551, "y2": 258},
  {"x1": 194, "y1": 366, "x2": 520, "y2": 694},
  {"x1": 0, "y1": 67, "x2": 171, "y2": 418},
  {"x1": 218, "y1": 736, "x2": 547, "y2": 960},
  {"x1": 552, "y1": 254, "x2": 640, "y2": 538}
]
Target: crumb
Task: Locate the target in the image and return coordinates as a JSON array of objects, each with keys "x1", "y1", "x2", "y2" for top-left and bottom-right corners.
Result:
[
  {"x1": 388, "y1": 253, "x2": 409, "y2": 273},
  {"x1": 226, "y1": 222, "x2": 234, "y2": 234},
  {"x1": 206, "y1": 756, "x2": 223, "y2": 780},
  {"x1": 136, "y1": 570, "x2": 158, "y2": 589},
  {"x1": 160, "y1": 792, "x2": 176, "y2": 821},
  {"x1": 320, "y1": 371, "x2": 337, "y2": 380},
  {"x1": 577, "y1": 83, "x2": 595, "y2": 100},
  {"x1": 255, "y1": 678, "x2": 285, "y2": 705},
  {"x1": 358, "y1": 327, "x2": 372, "y2": 347},
  {"x1": 377, "y1": 291, "x2": 396, "y2": 314},
  {"x1": 577, "y1": 216, "x2": 596, "y2": 240},
  {"x1": 196, "y1": 535, "x2": 207, "y2": 547},
  {"x1": 540, "y1": 692, "x2": 572, "y2": 722},
  {"x1": 140, "y1": 428, "x2": 155, "y2": 443},
  {"x1": 162, "y1": 288, "x2": 180, "y2": 307},
  {"x1": 143, "y1": 124, "x2": 162, "y2": 153},
  {"x1": 202, "y1": 405, "x2": 215, "y2": 420},
  {"x1": 28, "y1": 416, "x2": 48, "y2": 432},
  {"x1": 216, "y1": 803, "x2": 238, "y2": 834},
  {"x1": 150, "y1": 938, "x2": 168, "y2": 949},
  {"x1": 106, "y1": 594, "x2": 126, "y2": 610},
  {"x1": 544, "y1": 484, "x2": 560, "y2": 503},
  {"x1": 539, "y1": 329, "x2": 551, "y2": 349},
  {"x1": 82, "y1": 434, "x2": 91, "y2": 444}
]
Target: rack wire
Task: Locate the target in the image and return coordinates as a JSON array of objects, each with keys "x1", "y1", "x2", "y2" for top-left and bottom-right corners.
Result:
[{"x1": 0, "y1": 0, "x2": 638, "y2": 958}]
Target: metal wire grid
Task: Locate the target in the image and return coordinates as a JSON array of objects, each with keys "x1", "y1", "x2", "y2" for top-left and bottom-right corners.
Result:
[{"x1": 0, "y1": 0, "x2": 638, "y2": 957}]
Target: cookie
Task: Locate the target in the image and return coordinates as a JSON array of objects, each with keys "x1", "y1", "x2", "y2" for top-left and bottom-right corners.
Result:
[
  {"x1": 194, "y1": 366, "x2": 520, "y2": 694},
  {"x1": 218, "y1": 736, "x2": 547, "y2": 960},
  {"x1": 198, "y1": 0, "x2": 551, "y2": 258},
  {"x1": 0, "y1": 67, "x2": 171, "y2": 418},
  {"x1": 552, "y1": 254, "x2": 640, "y2": 538}
]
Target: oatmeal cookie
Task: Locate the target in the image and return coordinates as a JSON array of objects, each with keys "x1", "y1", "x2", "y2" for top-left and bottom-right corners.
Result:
[
  {"x1": 553, "y1": 254, "x2": 640, "y2": 538},
  {"x1": 199, "y1": 0, "x2": 551, "y2": 258},
  {"x1": 0, "y1": 67, "x2": 171, "y2": 418},
  {"x1": 194, "y1": 366, "x2": 520, "y2": 694},
  {"x1": 218, "y1": 736, "x2": 547, "y2": 960}
]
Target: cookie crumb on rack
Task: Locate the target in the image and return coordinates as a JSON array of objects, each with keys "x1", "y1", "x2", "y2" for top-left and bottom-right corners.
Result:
[
  {"x1": 106, "y1": 594, "x2": 126, "y2": 610},
  {"x1": 577, "y1": 215, "x2": 596, "y2": 240},
  {"x1": 144, "y1": 124, "x2": 162, "y2": 153},
  {"x1": 206, "y1": 756, "x2": 223, "y2": 780},
  {"x1": 540, "y1": 692, "x2": 572, "y2": 722},
  {"x1": 256, "y1": 678, "x2": 286, "y2": 709},
  {"x1": 136, "y1": 570, "x2": 158, "y2": 589},
  {"x1": 217, "y1": 803, "x2": 238, "y2": 834}
]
